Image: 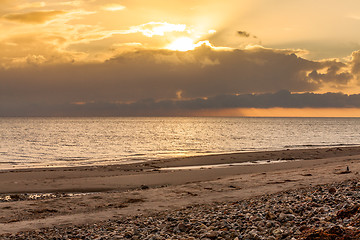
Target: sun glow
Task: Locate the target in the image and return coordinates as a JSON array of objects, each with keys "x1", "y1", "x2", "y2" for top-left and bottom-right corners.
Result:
[
  {"x1": 167, "y1": 37, "x2": 196, "y2": 51},
  {"x1": 166, "y1": 37, "x2": 219, "y2": 51}
]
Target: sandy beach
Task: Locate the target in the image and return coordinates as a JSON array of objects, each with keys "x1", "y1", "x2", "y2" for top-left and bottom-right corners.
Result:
[{"x1": 0, "y1": 146, "x2": 360, "y2": 238}]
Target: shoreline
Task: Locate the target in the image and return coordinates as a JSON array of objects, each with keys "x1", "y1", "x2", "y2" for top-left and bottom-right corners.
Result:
[
  {"x1": 0, "y1": 146, "x2": 360, "y2": 194},
  {"x1": 0, "y1": 146, "x2": 359, "y2": 236},
  {"x1": 0, "y1": 146, "x2": 358, "y2": 194},
  {"x1": 2, "y1": 145, "x2": 360, "y2": 173},
  {"x1": 2, "y1": 143, "x2": 359, "y2": 171}
]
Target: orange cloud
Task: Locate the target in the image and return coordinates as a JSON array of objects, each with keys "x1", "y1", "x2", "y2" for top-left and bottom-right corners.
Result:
[
  {"x1": 101, "y1": 4, "x2": 126, "y2": 12},
  {"x1": 3, "y1": 10, "x2": 66, "y2": 24},
  {"x1": 14, "y1": 2, "x2": 46, "y2": 10},
  {"x1": 131, "y1": 22, "x2": 187, "y2": 37}
]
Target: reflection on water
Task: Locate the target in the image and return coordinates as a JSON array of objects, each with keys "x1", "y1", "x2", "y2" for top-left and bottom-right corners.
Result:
[{"x1": 0, "y1": 117, "x2": 359, "y2": 169}]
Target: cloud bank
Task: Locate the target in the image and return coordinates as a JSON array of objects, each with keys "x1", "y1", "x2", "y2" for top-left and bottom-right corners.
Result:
[
  {"x1": 0, "y1": 45, "x2": 359, "y2": 116},
  {"x1": 2, "y1": 91, "x2": 360, "y2": 117}
]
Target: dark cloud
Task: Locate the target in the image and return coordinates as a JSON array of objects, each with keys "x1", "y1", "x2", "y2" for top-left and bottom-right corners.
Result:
[
  {"x1": 237, "y1": 30, "x2": 257, "y2": 39},
  {"x1": 0, "y1": 45, "x2": 355, "y2": 116},
  {"x1": 308, "y1": 61, "x2": 353, "y2": 85},
  {"x1": 2, "y1": 91, "x2": 360, "y2": 117},
  {"x1": 351, "y1": 50, "x2": 360, "y2": 77},
  {"x1": 237, "y1": 31, "x2": 250, "y2": 38},
  {"x1": 150, "y1": 90, "x2": 360, "y2": 110},
  {"x1": 2, "y1": 11, "x2": 66, "y2": 23}
]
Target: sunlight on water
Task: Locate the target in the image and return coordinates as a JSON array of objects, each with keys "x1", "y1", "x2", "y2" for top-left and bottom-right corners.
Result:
[{"x1": 0, "y1": 117, "x2": 359, "y2": 169}]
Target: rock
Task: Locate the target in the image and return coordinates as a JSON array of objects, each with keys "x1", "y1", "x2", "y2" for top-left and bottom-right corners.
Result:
[
  {"x1": 272, "y1": 228, "x2": 283, "y2": 236},
  {"x1": 278, "y1": 213, "x2": 294, "y2": 222},
  {"x1": 336, "y1": 204, "x2": 360, "y2": 219},
  {"x1": 278, "y1": 213, "x2": 286, "y2": 221},
  {"x1": 265, "y1": 212, "x2": 276, "y2": 220},
  {"x1": 248, "y1": 229, "x2": 261, "y2": 240},
  {"x1": 124, "y1": 231, "x2": 132, "y2": 238},
  {"x1": 176, "y1": 223, "x2": 188, "y2": 232},
  {"x1": 329, "y1": 187, "x2": 337, "y2": 194},
  {"x1": 2, "y1": 179, "x2": 360, "y2": 240},
  {"x1": 203, "y1": 231, "x2": 218, "y2": 239},
  {"x1": 328, "y1": 225, "x2": 344, "y2": 235}
]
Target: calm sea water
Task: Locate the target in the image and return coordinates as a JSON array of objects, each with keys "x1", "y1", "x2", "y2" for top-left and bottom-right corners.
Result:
[{"x1": 0, "y1": 117, "x2": 359, "y2": 169}]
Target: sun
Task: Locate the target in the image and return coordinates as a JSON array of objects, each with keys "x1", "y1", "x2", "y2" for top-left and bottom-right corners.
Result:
[{"x1": 166, "y1": 37, "x2": 196, "y2": 51}]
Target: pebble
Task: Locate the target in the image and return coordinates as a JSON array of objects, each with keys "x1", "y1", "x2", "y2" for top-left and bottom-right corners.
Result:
[{"x1": 1, "y1": 179, "x2": 360, "y2": 239}]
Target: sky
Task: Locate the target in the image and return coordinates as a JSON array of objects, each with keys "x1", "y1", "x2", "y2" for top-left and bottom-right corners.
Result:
[{"x1": 1, "y1": 0, "x2": 360, "y2": 117}]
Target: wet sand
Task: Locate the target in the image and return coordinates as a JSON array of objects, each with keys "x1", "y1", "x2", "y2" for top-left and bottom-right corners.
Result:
[{"x1": 0, "y1": 146, "x2": 360, "y2": 235}]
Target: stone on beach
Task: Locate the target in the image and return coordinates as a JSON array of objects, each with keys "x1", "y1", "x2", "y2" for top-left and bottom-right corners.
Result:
[{"x1": 1, "y1": 179, "x2": 360, "y2": 239}]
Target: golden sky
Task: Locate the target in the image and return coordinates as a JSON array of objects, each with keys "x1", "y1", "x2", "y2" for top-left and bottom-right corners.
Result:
[{"x1": 1, "y1": 0, "x2": 360, "y2": 116}]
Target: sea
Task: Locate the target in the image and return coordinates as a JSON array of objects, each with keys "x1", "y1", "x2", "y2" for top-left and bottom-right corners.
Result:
[{"x1": 0, "y1": 117, "x2": 359, "y2": 169}]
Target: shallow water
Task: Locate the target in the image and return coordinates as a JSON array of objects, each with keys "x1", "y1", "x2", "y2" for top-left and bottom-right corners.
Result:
[{"x1": 0, "y1": 117, "x2": 359, "y2": 169}]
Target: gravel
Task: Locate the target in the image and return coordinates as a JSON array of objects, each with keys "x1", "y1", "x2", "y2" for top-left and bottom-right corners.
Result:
[{"x1": 1, "y1": 179, "x2": 359, "y2": 239}]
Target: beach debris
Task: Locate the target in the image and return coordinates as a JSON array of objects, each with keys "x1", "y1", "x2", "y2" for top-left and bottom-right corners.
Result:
[
  {"x1": 339, "y1": 166, "x2": 352, "y2": 174},
  {"x1": 302, "y1": 173, "x2": 313, "y2": 176},
  {"x1": 125, "y1": 198, "x2": 145, "y2": 204},
  {"x1": 334, "y1": 165, "x2": 352, "y2": 175},
  {"x1": 0, "y1": 192, "x2": 74, "y2": 202},
  {"x1": 140, "y1": 185, "x2": 149, "y2": 190},
  {"x1": 30, "y1": 208, "x2": 59, "y2": 214},
  {"x1": 186, "y1": 191, "x2": 198, "y2": 196}
]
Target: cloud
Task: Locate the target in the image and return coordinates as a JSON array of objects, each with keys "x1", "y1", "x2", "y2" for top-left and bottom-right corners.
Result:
[
  {"x1": 351, "y1": 50, "x2": 360, "y2": 76},
  {"x1": 0, "y1": 45, "x2": 356, "y2": 116},
  {"x1": 3, "y1": 91, "x2": 360, "y2": 117},
  {"x1": 0, "y1": 18, "x2": 192, "y2": 66},
  {"x1": 14, "y1": 2, "x2": 46, "y2": 10},
  {"x1": 57, "y1": 22, "x2": 189, "y2": 45},
  {"x1": 0, "y1": 32, "x2": 83, "y2": 68},
  {"x1": 57, "y1": 1, "x2": 82, "y2": 7},
  {"x1": 101, "y1": 4, "x2": 126, "y2": 11},
  {"x1": 237, "y1": 31, "x2": 250, "y2": 38},
  {"x1": 2, "y1": 10, "x2": 66, "y2": 24},
  {"x1": 130, "y1": 22, "x2": 187, "y2": 37},
  {"x1": 308, "y1": 61, "x2": 353, "y2": 85},
  {"x1": 237, "y1": 30, "x2": 258, "y2": 41},
  {"x1": 198, "y1": 91, "x2": 360, "y2": 109}
]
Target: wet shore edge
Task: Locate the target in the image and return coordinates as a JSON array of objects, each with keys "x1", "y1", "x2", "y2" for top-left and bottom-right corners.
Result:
[
  {"x1": 2, "y1": 145, "x2": 360, "y2": 173},
  {"x1": 0, "y1": 146, "x2": 360, "y2": 194}
]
